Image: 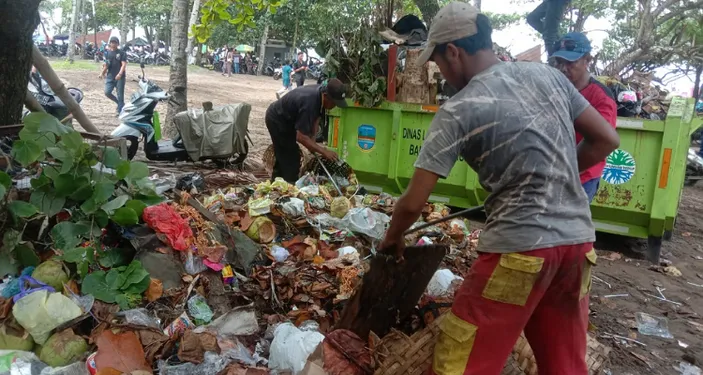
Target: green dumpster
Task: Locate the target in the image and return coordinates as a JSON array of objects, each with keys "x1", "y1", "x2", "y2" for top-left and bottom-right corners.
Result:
[{"x1": 327, "y1": 97, "x2": 701, "y2": 262}]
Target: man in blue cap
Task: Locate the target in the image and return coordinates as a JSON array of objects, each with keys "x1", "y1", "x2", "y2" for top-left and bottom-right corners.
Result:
[{"x1": 551, "y1": 32, "x2": 617, "y2": 202}]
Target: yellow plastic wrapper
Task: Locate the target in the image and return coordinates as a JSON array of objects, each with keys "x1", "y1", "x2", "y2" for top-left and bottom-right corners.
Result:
[{"x1": 12, "y1": 290, "x2": 82, "y2": 345}]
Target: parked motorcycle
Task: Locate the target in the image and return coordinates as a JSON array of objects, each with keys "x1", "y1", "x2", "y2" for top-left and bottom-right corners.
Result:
[
  {"x1": 24, "y1": 71, "x2": 84, "y2": 124},
  {"x1": 273, "y1": 67, "x2": 282, "y2": 80},
  {"x1": 126, "y1": 51, "x2": 142, "y2": 63},
  {"x1": 112, "y1": 63, "x2": 250, "y2": 167},
  {"x1": 686, "y1": 148, "x2": 703, "y2": 186},
  {"x1": 263, "y1": 58, "x2": 280, "y2": 77}
]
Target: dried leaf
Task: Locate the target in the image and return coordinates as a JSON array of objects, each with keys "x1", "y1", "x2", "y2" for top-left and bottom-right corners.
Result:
[
  {"x1": 91, "y1": 301, "x2": 120, "y2": 322},
  {"x1": 63, "y1": 280, "x2": 80, "y2": 295},
  {"x1": 322, "y1": 330, "x2": 372, "y2": 375},
  {"x1": 95, "y1": 330, "x2": 151, "y2": 373},
  {"x1": 240, "y1": 213, "x2": 254, "y2": 231},
  {"x1": 137, "y1": 329, "x2": 173, "y2": 363},
  {"x1": 177, "y1": 331, "x2": 220, "y2": 364},
  {"x1": 601, "y1": 252, "x2": 622, "y2": 261},
  {"x1": 146, "y1": 279, "x2": 164, "y2": 302},
  {"x1": 95, "y1": 369, "x2": 122, "y2": 375},
  {"x1": 155, "y1": 247, "x2": 169, "y2": 254},
  {"x1": 0, "y1": 297, "x2": 12, "y2": 320}
]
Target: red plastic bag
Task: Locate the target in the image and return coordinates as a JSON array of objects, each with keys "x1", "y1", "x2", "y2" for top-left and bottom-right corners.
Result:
[{"x1": 143, "y1": 203, "x2": 193, "y2": 251}]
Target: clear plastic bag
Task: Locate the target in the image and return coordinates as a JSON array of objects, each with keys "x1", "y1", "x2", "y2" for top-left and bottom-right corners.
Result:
[{"x1": 115, "y1": 308, "x2": 161, "y2": 329}]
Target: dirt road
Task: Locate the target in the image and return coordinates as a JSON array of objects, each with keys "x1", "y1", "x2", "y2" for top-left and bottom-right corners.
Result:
[{"x1": 52, "y1": 61, "x2": 703, "y2": 374}]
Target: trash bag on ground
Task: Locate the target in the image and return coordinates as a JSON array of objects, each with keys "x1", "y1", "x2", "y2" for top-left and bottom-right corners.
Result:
[
  {"x1": 12, "y1": 289, "x2": 83, "y2": 345},
  {"x1": 268, "y1": 322, "x2": 324, "y2": 375}
]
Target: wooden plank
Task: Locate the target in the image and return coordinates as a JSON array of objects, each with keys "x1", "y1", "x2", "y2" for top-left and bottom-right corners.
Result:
[{"x1": 336, "y1": 245, "x2": 447, "y2": 340}]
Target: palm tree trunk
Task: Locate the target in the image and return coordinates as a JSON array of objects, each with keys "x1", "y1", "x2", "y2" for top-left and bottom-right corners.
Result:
[
  {"x1": 121, "y1": 0, "x2": 129, "y2": 45},
  {"x1": 185, "y1": 0, "x2": 201, "y2": 64},
  {"x1": 164, "y1": 0, "x2": 189, "y2": 138},
  {"x1": 67, "y1": 0, "x2": 78, "y2": 62},
  {"x1": 257, "y1": 19, "x2": 269, "y2": 76},
  {"x1": 693, "y1": 65, "x2": 702, "y2": 102}
]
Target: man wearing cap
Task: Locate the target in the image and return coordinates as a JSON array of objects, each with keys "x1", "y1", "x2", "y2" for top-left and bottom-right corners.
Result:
[
  {"x1": 379, "y1": 3, "x2": 619, "y2": 374},
  {"x1": 552, "y1": 32, "x2": 617, "y2": 202},
  {"x1": 99, "y1": 36, "x2": 127, "y2": 115},
  {"x1": 264, "y1": 78, "x2": 347, "y2": 183}
]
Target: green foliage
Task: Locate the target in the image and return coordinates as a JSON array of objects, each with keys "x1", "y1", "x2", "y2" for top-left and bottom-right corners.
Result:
[
  {"x1": 1, "y1": 113, "x2": 161, "y2": 282},
  {"x1": 82, "y1": 261, "x2": 151, "y2": 309},
  {"x1": 192, "y1": 0, "x2": 282, "y2": 43}
]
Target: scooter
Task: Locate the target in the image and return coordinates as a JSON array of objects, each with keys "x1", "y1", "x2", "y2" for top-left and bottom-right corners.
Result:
[
  {"x1": 24, "y1": 71, "x2": 84, "y2": 124},
  {"x1": 273, "y1": 67, "x2": 282, "y2": 80},
  {"x1": 111, "y1": 63, "x2": 250, "y2": 167},
  {"x1": 686, "y1": 148, "x2": 703, "y2": 186}
]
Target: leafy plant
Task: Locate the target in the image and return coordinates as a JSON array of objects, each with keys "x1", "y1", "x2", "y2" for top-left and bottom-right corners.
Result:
[
  {"x1": 82, "y1": 260, "x2": 151, "y2": 310},
  {"x1": 192, "y1": 0, "x2": 282, "y2": 43},
  {"x1": 2, "y1": 113, "x2": 161, "y2": 278}
]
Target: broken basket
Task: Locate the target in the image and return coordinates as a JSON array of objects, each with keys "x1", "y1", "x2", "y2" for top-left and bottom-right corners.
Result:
[
  {"x1": 372, "y1": 314, "x2": 610, "y2": 375},
  {"x1": 262, "y1": 143, "x2": 313, "y2": 178}
]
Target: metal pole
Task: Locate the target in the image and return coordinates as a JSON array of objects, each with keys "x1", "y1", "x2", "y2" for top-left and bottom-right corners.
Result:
[{"x1": 91, "y1": 0, "x2": 97, "y2": 48}]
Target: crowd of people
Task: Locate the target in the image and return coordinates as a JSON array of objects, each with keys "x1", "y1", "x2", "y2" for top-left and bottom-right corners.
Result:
[{"x1": 217, "y1": 45, "x2": 258, "y2": 76}]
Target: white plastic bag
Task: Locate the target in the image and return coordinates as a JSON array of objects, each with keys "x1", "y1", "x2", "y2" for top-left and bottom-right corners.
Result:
[
  {"x1": 268, "y1": 323, "x2": 324, "y2": 375},
  {"x1": 271, "y1": 246, "x2": 290, "y2": 262},
  {"x1": 337, "y1": 246, "x2": 358, "y2": 257},
  {"x1": 426, "y1": 269, "x2": 464, "y2": 298},
  {"x1": 281, "y1": 198, "x2": 305, "y2": 217},
  {"x1": 12, "y1": 290, "x2": 83, "y2": 345}
]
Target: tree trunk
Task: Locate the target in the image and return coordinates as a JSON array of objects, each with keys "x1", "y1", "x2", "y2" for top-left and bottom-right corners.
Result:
[
  {"x1": 474, "y1": 0, "x2": 481, "y2": 10},
  {"x1": 185, "y1": 0, "x2": 201, "y2": 64},
  {"x1": 413, "y1": 0, "x2": 440, "y2": 27},
  {"x1": 603, "y1": 48, "x2": 646, "y2": 77},
  {"x1": 195, "y1": 42, "x2": 203, "y2": 65},
  {"x1": 0, "y1": 0, "x2": 42, "y2": 125},
  {"x1": 164, "y1": 0, "x2": 189, "y2": 139},
  {"x1": 152, "y1": 27, "x2": 160, "y2": 52},
  {"x1": 80, "y1": 0, "x2": 88, "y2": 37},
  {"x1": 121, "y1": 0, "x2": 129, "y2": 45},
  {"x1": 145, "y1": 26, "x2": 153, "y2": 48},
  {"x1": 693, "y1": 65, "x2": 703, "y2": 102},
  {"x1": 67, "y1": 0, "x2": 78, "y2": 62},
  {"x1": 257, "y1": 20, "x2": 269, "y2": 76}
]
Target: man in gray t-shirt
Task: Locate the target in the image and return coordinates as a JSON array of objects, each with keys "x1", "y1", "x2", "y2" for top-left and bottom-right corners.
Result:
[{"x1": 379, "y1": 3, "x2": 619, "y2": 374}]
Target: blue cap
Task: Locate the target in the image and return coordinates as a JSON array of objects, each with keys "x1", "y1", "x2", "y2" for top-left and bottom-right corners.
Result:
[{"x1": 551, "y1": 32, "x2": 592, "y2": 62}]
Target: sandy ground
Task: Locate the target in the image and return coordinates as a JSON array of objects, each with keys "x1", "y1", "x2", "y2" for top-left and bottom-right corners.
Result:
[{"x1": 53, "y1": 61, "x2": 703, "y2": 374}]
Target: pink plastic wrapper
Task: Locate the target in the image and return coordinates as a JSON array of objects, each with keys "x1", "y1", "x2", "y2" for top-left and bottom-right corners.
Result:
[{"x1": 163, "y1": 312, "x2": 194, "y2": 336}]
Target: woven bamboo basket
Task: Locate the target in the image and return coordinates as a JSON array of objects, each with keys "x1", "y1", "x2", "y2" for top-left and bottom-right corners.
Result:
[
  {"x1": 373, "y1": 314, "x2": 610, "y2": 375},
  {"x1": 262, "y1": 143, "x2": 313, "y2": 178}
]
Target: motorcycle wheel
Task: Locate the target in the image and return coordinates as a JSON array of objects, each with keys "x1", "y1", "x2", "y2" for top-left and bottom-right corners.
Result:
[
  {"x1": 124, "y1": 135, "x2": 140, "y2": 160},
  {"x1": 273, "y1": 73, "x2": 281, "y2": 80}
]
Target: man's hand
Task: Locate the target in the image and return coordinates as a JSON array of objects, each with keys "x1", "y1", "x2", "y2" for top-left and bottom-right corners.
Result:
[
  {"x1": 98, "y1": 73, "x2": 105, "y2": 79},
  {"x1": 321, "y1": 149, "x2": 338, "y2": 161},
  {"x1": 115, "y1": 73, "x2": 122, "y2": 80},
  {"x1": 379, "y1": 234, "x2": 406, "y2": 262}
]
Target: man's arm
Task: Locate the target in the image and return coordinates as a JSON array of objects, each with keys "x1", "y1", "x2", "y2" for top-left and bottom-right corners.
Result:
[
  {"x1": 100, "y1": 61, "x2": 107, "y2": 78},
  {"x1": 381, "y1": 168, "x2": 440, "y2": 254},
  {"x1": 117, "y1": 60, "x2": 127, "y2": 78},
  {"x1": 296, "y1": 129, "x2": 336, "y2": 160},
  {"x1": 574, "y1": 105, "x2": 620, "y2": 172}
]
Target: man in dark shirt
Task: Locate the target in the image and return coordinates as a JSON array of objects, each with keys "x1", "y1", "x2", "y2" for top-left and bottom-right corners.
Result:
[
  {"x1": 265, "y1": 78, "x2": 348, "y2": 182},
  {"x1": 527, "y1": 0, "x2": 570, "y2": 56},
  {"x1": 292, "y1": 52, "x2": 308, "y2": 87},
  {"x1": 99, "y1": 36, "x2": 127, "y2": 115},
  {"x1": 551, "y1": 32, "x2": 618, "y2": 202}
]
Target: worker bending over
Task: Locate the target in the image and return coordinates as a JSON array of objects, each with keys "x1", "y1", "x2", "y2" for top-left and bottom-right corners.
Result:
[
  {"x1": 264, "y1": 78, "x2": 347, "y2": 183},
  {"x1": 551, "y1": 32, "x2": 617, "y2": 202},
  {"x1": 379, "y1": 3, "x2": 619, "y2": 374}
]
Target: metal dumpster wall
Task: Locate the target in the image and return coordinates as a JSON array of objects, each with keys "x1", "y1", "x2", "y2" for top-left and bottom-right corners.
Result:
[{"x1": 327, "y1": 98, "x2": 697, "y2": 239}]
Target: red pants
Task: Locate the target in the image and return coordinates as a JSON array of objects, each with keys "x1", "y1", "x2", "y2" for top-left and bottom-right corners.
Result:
[{"x1": 429, "y1": 243, "x2": 595, "y2": 375}]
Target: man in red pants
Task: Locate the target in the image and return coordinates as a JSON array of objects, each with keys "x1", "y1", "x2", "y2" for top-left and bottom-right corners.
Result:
[{"x1": 379, "y1": 2, "x2": 619, "y2": 374}]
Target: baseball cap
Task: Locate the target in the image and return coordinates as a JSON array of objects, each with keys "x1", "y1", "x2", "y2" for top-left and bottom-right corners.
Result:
[
  {"x1": 551, "y1": 32, "x2": 592, "y2": 62},
  {"x1": 109, "y1": 36, "x2": 120, "y2": 44},
  {"x1": 417, "y1": 2, "x2": 481, "y2": 66},
  {"x1": 324, "y1": 78, "x2": 348, "y2": 108}
]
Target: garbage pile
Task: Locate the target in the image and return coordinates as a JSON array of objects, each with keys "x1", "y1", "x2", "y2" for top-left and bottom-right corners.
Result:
[
  {"x1": 0, "y1": 116, "x2": 480, "y2": 375},
  {"x1": 596, "y1": 71, "x2": 673, "y2": 120}
]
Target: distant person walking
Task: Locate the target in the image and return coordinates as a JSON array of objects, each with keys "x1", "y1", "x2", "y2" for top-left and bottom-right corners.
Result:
[
  {"x1": 224, "y1": 48, "x2": 233, "y2": 77},
  {"x1": 99, "y1": 36, "x2": 127, "y2": 116},
  {"x1": 276, "y1": 60, "x2": 294, "y2": 99},
  {"x1": 292, "y1": 52, "x2": 308, "y2": 87},
  {"x1": 527, "y1": 0, "x2": 570, "y2": 57}
]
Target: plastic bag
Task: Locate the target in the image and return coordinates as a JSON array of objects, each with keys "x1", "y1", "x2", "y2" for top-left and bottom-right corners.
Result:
[
  {"x1": 150, "y1": 174, "x2": 177, "y2": 195},
  {"x1": 268, "y1": 323, "x2": 324, "y2": 375},
  {"x1": 345, "y1": 208, "x2": 390, "y2": 240},
  {"x1": 271, "y1": 246, "x2": 290, "y2": 262},
  {"x1": 183, "y1": 250, "x2": 208, "y2": 275},
  {"x1": 143, "y1": 204, "x2": 194, "y2": 251},
  {"x1": 295, "y1": 174, "x2": 317, "y2": 189},
  {"x1": 176, "y1": 173, "x2": 205, "y2": 192},
  {"x1": 248, "y1": 198, "x2": 274, "y2": 217},
  {"x1": 158, "y1": 351, "x2": 229, "y2": 375},
  {"x1": 427, "y1": 269, "x2": 464, "y2": 298},
  {"x1": 115, "y1": 308, "x2": 161, "y2": 329},
  {"x1": 187, "y1": 295, "x2": 214, "y2": 325},
  {"x1": 281, "y1": 198, "x2": 306, "y2": 217},
  {"x1": 337, "y1": 247, "x2": 358, "y2": 257},
  {"x1": 299, "y1": 185, "x2": 320, "y2": 196},
  {"x1": 12, "y1": 290, "x2": 82, "y2": 345},
  {"x1": 636, "y1": 312, "x2": 673, "y2": 339}
]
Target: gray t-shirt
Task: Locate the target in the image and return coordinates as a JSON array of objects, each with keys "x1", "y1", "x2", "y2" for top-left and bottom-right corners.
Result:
[{"x1": 415, "y1": 62, "x2": 596, "y2": 253}]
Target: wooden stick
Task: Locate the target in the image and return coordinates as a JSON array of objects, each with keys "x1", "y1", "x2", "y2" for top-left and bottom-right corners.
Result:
[
  {"x1": 31, "y1": 44, "x2": 101, "y2": 134},
  {"x1": 24, "y1": 90, "x2": 46, "y2": 113}
]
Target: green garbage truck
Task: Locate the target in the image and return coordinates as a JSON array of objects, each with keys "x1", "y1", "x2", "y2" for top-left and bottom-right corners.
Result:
[{"x1": 326, "y1": 97, "x2": 702, "y2": 263}]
